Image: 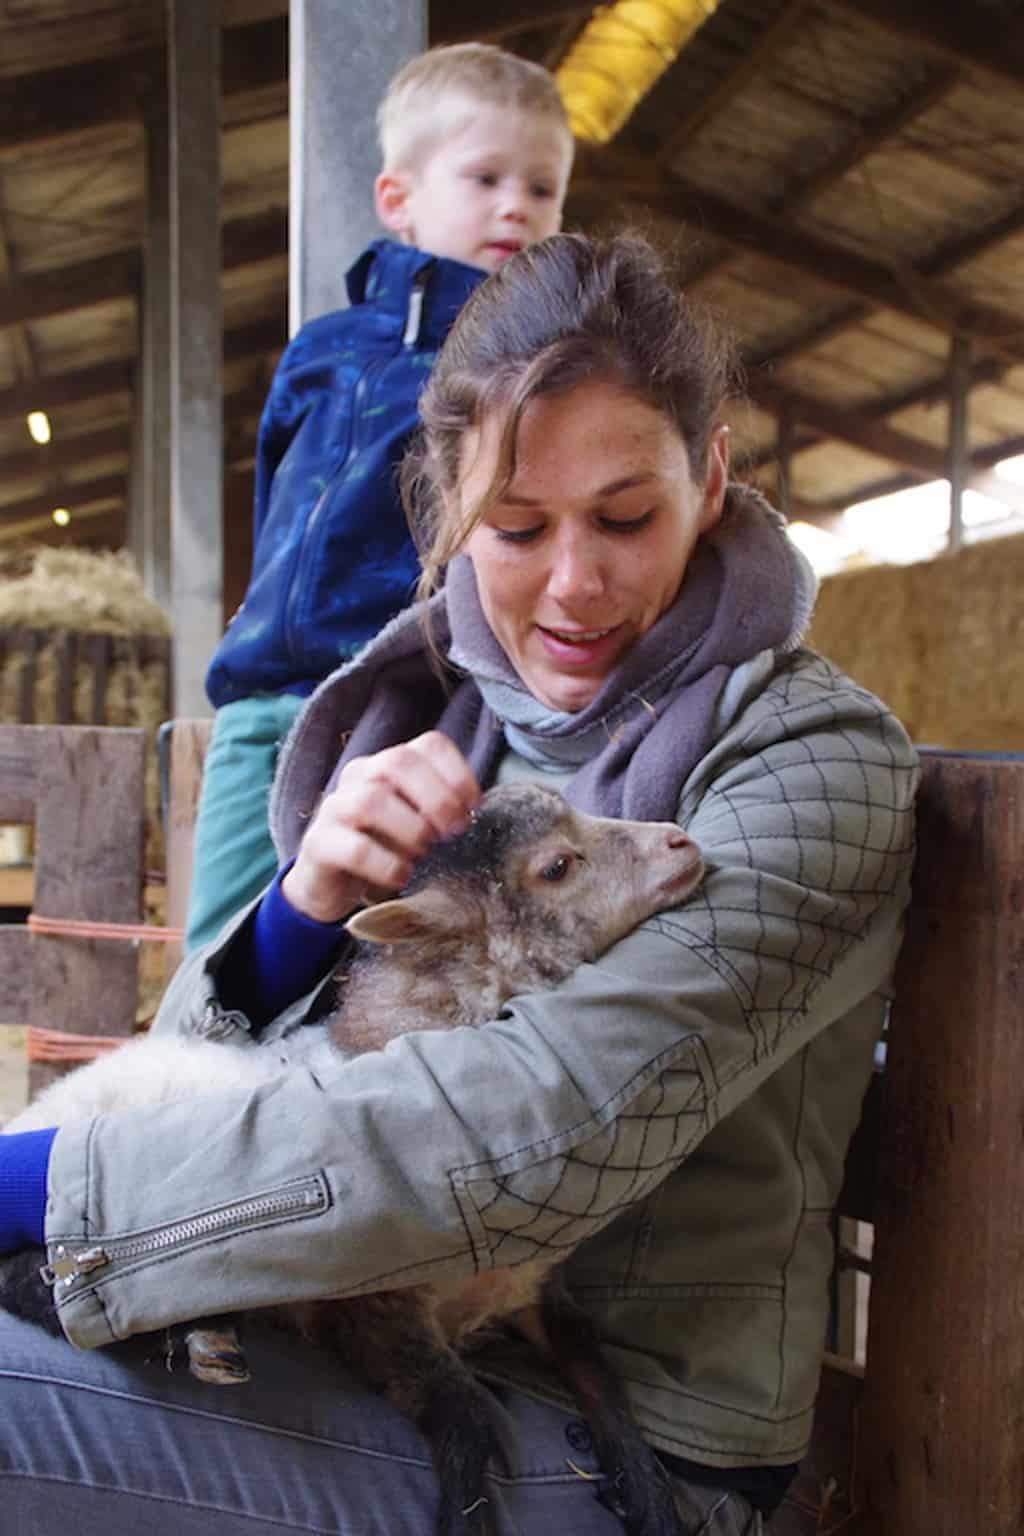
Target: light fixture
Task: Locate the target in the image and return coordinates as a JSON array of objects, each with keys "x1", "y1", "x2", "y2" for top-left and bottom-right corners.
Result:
[
  {"x1": 51, "y1": 507, "x2": 71, "y2": 527},
  {"x1": 26, "y1": 410, "x2": 52, "y2": 445},
  {"x1": 557, "y1": 0, "x2": 723, "y2": 145}
]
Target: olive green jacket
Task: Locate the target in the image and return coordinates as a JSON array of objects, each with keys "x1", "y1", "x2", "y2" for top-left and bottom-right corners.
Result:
[{"x1": 44, "y1": 643, "x2": 917, "y2": 1468}]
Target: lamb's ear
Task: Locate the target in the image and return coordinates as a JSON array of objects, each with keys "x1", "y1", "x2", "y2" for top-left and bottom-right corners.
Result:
[{"x1": 345, "y1": 887, "x2": 465, "y2": 946}]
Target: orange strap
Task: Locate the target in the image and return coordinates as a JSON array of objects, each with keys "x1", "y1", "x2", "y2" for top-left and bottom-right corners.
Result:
[
  {"x1": 27, "y1": 913, "x2": 184, "y2": 944},
  {"x1": 26, "y1": 1026, "x2": 141, "y2": 1063},
  {"x1": 24, "y1": 913, "x2": 180, "y2": 1064}
]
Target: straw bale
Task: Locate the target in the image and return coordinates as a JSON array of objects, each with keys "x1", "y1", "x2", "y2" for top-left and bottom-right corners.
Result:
[{"x1": 808, "y1": 532, "x2": 1024, "y2": 751}]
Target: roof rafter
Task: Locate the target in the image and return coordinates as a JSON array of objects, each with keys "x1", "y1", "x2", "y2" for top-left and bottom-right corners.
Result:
[
  {"x1": 657, "y1": 0, "x2": 812, "y2": 168},
  {"x1": 0, "y1": 17, "x2": 287, "y2": 153},
  {"x1": 574, "y1": 153, "x2": 1024, "y2": 359},
  {"x1": 0, "y1": 210, "x2": 286, "y2": 332},
  {"x1": 818, "y1": 0, "x2": 1024, "y2": 88}
]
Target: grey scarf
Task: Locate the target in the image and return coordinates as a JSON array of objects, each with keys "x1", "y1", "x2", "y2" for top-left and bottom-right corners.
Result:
[{"x1": 271, "y1": 486, "x2": 816, "y2": 857}]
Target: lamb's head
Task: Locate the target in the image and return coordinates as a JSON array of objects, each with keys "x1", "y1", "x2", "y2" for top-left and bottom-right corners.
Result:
[{"x1": 344, "y1": 784, "x2": 703, "y2": 1007}]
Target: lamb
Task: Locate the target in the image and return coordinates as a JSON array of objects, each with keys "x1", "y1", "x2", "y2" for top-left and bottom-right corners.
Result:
[{"x1": 2, "y1": 782, "x2": 704, "y2": 1536}]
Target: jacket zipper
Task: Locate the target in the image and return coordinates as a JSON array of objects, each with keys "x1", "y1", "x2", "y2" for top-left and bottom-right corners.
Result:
[{"x1": 41, "y1": 1176, "x2": 329, "y2": 1297}]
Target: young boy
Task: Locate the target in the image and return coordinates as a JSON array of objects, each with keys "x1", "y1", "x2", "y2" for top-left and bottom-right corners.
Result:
[{"x1": 186, "y1": 42, "x2": 574, "y2": 949}]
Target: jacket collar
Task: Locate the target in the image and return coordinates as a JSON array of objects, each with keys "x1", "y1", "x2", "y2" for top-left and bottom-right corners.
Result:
[{"x1": 345, "y1": 239, "x2": 485, "y2": 346}]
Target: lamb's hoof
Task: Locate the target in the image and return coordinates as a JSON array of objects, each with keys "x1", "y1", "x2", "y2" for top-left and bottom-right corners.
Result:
[{"x1": 185, "y1": 1325, "x2": 251, "y2": 1385}]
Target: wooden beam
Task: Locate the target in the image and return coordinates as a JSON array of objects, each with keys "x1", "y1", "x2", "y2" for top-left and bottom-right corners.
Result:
[
  {"x1": 431, "y1": 1, "x2": 592, "y2": 46},
  {"x1": 579, "y1": 153, "x2": 1024, "y2": 358},
  {"x1": 819, "y1": 0, "x2": 1024, "y2": 88},
  {"x1": 747, "y1": 370, "x2": 1024, "y2": 513},
  {"x1": 657, "y1": 1, "x2": 812, "y2": 167},
  {"x1": 0, "y1": 505, "x2": 125, "y2": 547},
  {"x1": 748, "y1": 194, "x2": 1024, "y2": 375},
  {"x1": 753, "y1": 380, "x2": 952, "y2": 481},
  {"x1": 0, "y1": 314, "x2": 284, "y2": 430},
  {"x1": 0, "y1": 17, "x2": 288, "y2": 153},
  {"x1": 0, "y1": 251, "x2": 140, "y2": 332},
  {"x1": 0, "y1": 473, "x2": 124, "y2": 528},
  {"x1": 0, "y1": 210, "x2": 285, "y2": 334},
  {"x1": 770, "y1": 66, "x2": 960, "y2": 215},
  {"x1": 0, "y1": 380, "x2": 260, "y2": 493},
  {"x1": 0, "y1": 426, "x2": 129, "y2": 487},
  {"x1": 0, "y1": 361, "x2": 134, "y2": 424}
]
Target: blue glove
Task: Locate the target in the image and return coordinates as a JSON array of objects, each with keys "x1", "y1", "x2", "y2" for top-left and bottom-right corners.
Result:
[{"x1": 0, "y1": 1127, "x2": 56, "y2": 1252}]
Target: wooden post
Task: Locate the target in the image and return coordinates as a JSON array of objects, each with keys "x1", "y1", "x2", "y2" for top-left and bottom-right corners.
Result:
[
  {"x1": 858, "y1": 751, "x2": 1024, "y2": 1533},
  {"x1": 163, "y1": 717, "x2": 213, "y2": 978}
]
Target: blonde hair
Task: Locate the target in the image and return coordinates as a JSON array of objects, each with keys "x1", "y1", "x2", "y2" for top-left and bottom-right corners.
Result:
[{"x1": 377, "y1": 42, "x2": 572, "y2": 173}]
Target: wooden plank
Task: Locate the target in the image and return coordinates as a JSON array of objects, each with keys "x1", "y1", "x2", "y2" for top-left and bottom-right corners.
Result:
[
  {"x1": 29, "y1": 726, "x2": 146, "y2": 1099},
  {"x1": 858, "y1": 751, "x2": 1024, "y2": 1534},
  {"x1": 0, "y1": 927, "x2": 30, "y2": 1021},
  {"x1": 0, "y1": 723, "x2": 38, "y2": 822},
  {"x1": 0, "y1": 868, "x2": 33, "y2": 908},
  {"x1": 164, "y1": 718, "x2": 212, "y2": 977}
]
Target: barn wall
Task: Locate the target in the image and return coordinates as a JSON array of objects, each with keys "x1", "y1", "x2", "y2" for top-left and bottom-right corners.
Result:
[{"x1": 807, "y1": 533, "x2": 1024, "y2": 751}]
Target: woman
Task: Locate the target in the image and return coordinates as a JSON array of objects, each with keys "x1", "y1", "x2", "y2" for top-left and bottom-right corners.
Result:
[{"x1": 0, "y1": 234, "x2": 918, "y2": 1534}]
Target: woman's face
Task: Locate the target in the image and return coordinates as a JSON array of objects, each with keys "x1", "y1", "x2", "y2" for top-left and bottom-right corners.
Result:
[{"x1": 461, "y1": 379, "x2": 729, "y2": 713}]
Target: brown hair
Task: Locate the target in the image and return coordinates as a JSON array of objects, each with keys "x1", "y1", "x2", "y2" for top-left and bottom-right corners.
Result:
[
  {"x1": 377, "y1": 42, "x2": 572, "y2": 173},
  {"x1": 403, "y1": 231, "x2": 741, "y2": 603}
]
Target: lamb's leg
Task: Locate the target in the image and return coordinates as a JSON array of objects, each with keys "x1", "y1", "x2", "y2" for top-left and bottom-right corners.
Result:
[
  {"x1": 528, "y1": 1276, "x2": 684, "y2": 1536},
  {"x1": 0, "y1": 1248, "x2": 249, "y2": 1386},
  {"x1": 297, "y1": 1291, "x2": 501, "y2": 1536},
  {"x1": 182, "y1": 1315, "x2": 251, "y2": 1384}
]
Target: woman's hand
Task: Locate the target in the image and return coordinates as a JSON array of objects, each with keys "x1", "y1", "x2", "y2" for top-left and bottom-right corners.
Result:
[{"x1": 281, "y1": 733, "x2": 482, "y2": 924}]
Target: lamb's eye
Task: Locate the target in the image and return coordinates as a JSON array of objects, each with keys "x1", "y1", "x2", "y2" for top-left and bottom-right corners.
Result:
[{"x1": 540, "y1": 854, "x2": 572, "y2": 882}]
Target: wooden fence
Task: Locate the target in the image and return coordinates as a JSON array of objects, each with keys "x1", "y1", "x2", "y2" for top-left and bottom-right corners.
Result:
[
  {"x1": 0, "y1": 724, "x2": 146, "y2": 1102},
  {"x1": 775, "y1": 749, "x2": 1024, "y2": 1534}
]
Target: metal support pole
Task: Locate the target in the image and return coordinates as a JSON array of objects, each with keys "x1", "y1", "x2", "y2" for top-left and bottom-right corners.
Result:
[
  {"x1": 168, "y1": 0, "x2": 223, "y2": 716},
  {"x1": 136, "y1": 98, "x2": 172, "y2": 607},
  {"x1": 288, "y1": 0, "x2": 427, "y2": 334},
  {"x1": 948, "y1": 332, "x2": 971, "y2": 554}
]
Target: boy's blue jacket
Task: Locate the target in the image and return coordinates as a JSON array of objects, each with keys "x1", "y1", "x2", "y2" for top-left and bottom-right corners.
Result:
[{"x1": 206, "y1": 240, "x2": 484, "y2": 706}]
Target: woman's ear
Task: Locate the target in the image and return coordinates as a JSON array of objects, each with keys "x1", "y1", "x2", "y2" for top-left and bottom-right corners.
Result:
[
  {"x1": 374, "y1": 171, "x2": 413, "y2": 238},
  {"x1": 698, "y1": 424, "x2": 730, "y2": 533}
]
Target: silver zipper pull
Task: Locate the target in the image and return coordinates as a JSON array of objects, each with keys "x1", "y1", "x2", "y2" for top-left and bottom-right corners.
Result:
[
  {"x1": 402, "y1": 283, "x2": 426, "y2": 347},
  {"x1": 40, "y1": 1243, "x2": 110, "y2": 1292}
]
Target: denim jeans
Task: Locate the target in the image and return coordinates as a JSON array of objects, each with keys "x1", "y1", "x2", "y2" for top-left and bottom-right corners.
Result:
[
  {"x1": 185, "y1": 693, "x2": 306, "y2": 952},
  {"x1": 0, "y1": 1312, "x2": 763, "y2": 1534}
]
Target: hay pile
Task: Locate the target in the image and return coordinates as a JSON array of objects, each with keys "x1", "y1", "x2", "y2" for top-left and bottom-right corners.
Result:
[
  {"x1": 808, "y1": 531, "x2": 1024, "y2": 751},
  {"x1": 0, "y1": 547, "x2": 169, "y2": 636},
  {"x1": 0, "y1": 547, "x2": 173, "y2": 870}
]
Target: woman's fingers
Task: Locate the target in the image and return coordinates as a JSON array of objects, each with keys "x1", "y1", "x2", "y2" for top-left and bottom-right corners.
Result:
[
  {"x1": 337, "y1": 732, "x2": 481, "y2": 843},
  {"x1": 283, "y1": 735, "x2": 482, "y2": 923}
]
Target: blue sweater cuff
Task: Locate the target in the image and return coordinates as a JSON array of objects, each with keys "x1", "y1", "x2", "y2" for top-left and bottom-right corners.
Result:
[
  {"x1": 0, "y1": 1127, "x2": 56, "y2": 1253},
  {"x1": 241, "y1": 864, "x2": 349, "y2": 1026}
]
